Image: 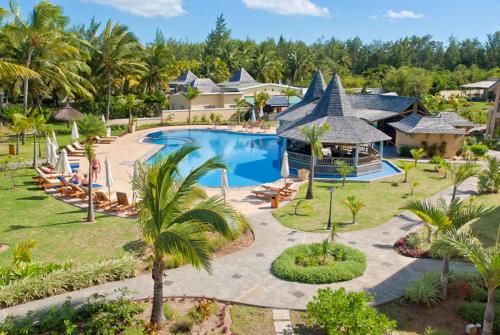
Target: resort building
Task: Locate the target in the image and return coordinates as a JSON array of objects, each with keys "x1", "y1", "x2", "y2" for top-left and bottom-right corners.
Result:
[
  {"x1": 277, "y1": 74, "x2": 391, "y2": 176},
  {"x1": 460, "y1": 79, "x2": 498, "y2": 101},
  {"x1": 486, "y1": 80, "x2": 500, "y2": 139},
  {"x1": 166, "y1": 68, "x2": 301, "y2": 122}
]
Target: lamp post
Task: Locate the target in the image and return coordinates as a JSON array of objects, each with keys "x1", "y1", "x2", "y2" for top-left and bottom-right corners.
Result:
[{"x1": 327, "y1": 186, "x2": 334, "y2": 230}]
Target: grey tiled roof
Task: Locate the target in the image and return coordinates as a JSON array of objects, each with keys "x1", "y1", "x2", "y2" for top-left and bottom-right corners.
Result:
[
  {"x1": 346, "y1": 94, "x2": 416, "y2": 113},
  {"x1": 278, "y1": 74, "x2": 391, "y2": 144},
  {"x1": 170, "y1": 70, "x2": 198, "y2": 85},
  {"x1": 436, "y1": 112, "x2": 476, "y2": 127},
  {"x1": 461, "y1": 80, "x2": 498, "y2": 89},
  {"x1": 388, "y1": 114, "x2": 465, "y2": 135},
  {"x1": 302, "y1": 70, "x2": 326, "y2": 103},
  {"x1": 188, "y1": 78, "x2": 219, "y2": 93},
  {"x1": 227, "y1": 67, "x2": 256, "y2": 83}
]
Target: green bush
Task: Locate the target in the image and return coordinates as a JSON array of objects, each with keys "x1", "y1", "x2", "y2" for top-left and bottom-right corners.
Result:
[
  {"x1": 405, "y1": 232, "x2": 425, "y2": 249},
  {"x1": 0, "y1": 105, "x2": 23, "y2": 122},
  {"x1": 399, "y1": 145, "x2": 419, "y2": 158},
  {"x1": 470, "y1": 144, "x2": 489, "y2": 158},
  {"x1": 271, "y1": 243, "x2": 366, "y2": 284},
  {"x1": 403, "y1": 271, "x2": 441, "y2": 306},
  {"x1": 307, "y1": 287, "x2": 396, "y2": 335},
  {"x1": 0, "y1": 291, "x2": 143, "y2": 334},
  {"x1": 0, "y1": 257, "x2": 136, "y2": 307},
  {"x1": 0, "y1": 262, "x2": 73, "y2": 287},
  {"x1": 457, "y1": 302, "x2": 500, "y2": 333}
]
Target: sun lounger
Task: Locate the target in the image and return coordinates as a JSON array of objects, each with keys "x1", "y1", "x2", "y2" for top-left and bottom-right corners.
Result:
[
  {"x1": 72, "y1": 141, "x2": 95, "y2": 150},
  {"x1": 94, "y1": 191, "x2": 117, "y2": 208},
  {"x1": 38, "y1": 175, "x2": 62, "y2": 190},
  {"x1": 66, "y1": 145, "x2": 86, "y2": 156},
  {"x1": 93, "y1": 136, "x2": 115, "y2": 144},
  {"x1": 108, "y1": 192, "x2": 133, "y2": 213},
  {"x1": 65, "y1": 184, "x2": 87, "y2": 198},
  {"x1": 251, "y1": 184, "x2": 293, "y2": 201},
  {"x1": 261, "y1": 181, "x2": 296, "y2": 195}
]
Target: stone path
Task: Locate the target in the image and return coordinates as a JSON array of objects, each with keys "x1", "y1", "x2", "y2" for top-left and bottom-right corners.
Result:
[
  {"x1": 0, "y1": 176, "x2": 476, "y2": 321},
  {"x1": 272, "y1": 309, "x2": 293, "y2": 335}
]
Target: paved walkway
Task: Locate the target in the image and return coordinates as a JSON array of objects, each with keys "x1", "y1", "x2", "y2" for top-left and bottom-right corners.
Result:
[{"x1": 0, "y1": 175, "x2": 476, "y2": 320}]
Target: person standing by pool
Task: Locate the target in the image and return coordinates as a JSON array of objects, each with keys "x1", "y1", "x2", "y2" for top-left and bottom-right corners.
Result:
[{"x1": 91, "y1": 157, "x2": 101, "y2": 182}]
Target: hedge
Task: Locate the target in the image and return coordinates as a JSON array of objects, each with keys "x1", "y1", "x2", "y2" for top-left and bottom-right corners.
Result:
[
  {"x1": 271, "y1": 243, "x2": 366, "y2": 284},
  {"x1": 0, "y1": 257, "x2": 137, "y2": 307}
]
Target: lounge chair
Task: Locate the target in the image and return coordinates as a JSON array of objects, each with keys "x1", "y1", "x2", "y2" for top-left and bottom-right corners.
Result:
[
  {"x1": 72, "y1": 141, "x2": 95, "y2": 150},
  {"x1": 108, "y1": 192, "x2": 133, "y2": 213},
  {"x1": 93, "y1": 136, "x2": 115, "y2": 144},
  {"x1": 261, "y1": 181, "x2": 296, "y2": 196},
  {"x1": 38, "y1": 175, "x2": 62, "y2": 190},
  {"x1": 94, "y1": 191, "x2": 117, "y2": 208},
  {"x1": 66, "y1": 145, "x2": 86, "y2": 156},
  {"x1": 33, "y1": 167, "x2": 64, "y2": 184},
  {"x1": 251, "y1": 184, "x2": 293, "y2": 201},
  {"x1": 65, "y1": 184, "x2": 87, "y2": 198}
]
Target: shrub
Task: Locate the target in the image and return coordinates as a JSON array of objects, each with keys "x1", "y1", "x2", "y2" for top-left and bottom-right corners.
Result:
[
  {"x1": 0, "y1": 262, "x2": 72, "y2": 286},
  {"x1": 271, "y1": 243, "x2": 366, "y2": 284},
  {"x1": 405, "y1": 232, "x2": 424, "y2": 249},
  {"x1": 307, "y1": 288, "x2": 396, "y2": 335},
  {"x1": 470, "y1": 144, "x2": 489, "y2": 159},
  {"x1": 457, "y1": 302, "x2": 500, "y2": 333},
  {"x1": 447, "y1": 281, "x2": 472, "y2": 300},
  {"x1": 394, "y1": 234, "x2": 429, "y2": 258},
  {"x1": 0, "y1": 257, "x2": 136, "y2": 307},
  {"x1": 0, "y1": 291, "x2": 143, "y2": 334},
  {"x1": 403, "y1": 271, "x2": 441, "y2": 306},
  {"x1": 399, "y1": 145, "x2": 419, "y2": 158}
]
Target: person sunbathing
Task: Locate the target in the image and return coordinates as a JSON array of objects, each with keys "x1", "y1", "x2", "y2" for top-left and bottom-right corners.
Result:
[{"x1": 71, "y1": 169, "x2": 84, "y2": 185}]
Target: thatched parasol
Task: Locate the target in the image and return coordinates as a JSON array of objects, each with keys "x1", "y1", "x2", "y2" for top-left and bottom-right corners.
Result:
[{"x1": 52, "y1": 105, "x2": 83, "y2": 122}]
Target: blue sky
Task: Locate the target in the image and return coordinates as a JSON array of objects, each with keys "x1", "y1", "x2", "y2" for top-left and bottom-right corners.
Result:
[{"x1": 3, "y1": 0, "x2": 499, "y2": 44}]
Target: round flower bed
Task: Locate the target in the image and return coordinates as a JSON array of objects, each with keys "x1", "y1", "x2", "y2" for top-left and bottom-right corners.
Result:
[
  {"x1": 271, "y1": 243, "x2": 367, "y2": 284},
  {"x1": 393, "y1": 233, "x2": 430, "y2": 258}
]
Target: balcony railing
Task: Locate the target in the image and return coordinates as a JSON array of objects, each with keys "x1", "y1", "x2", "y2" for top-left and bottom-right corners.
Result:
[{"x1": 287, "y1": 149, "x2": 380, "y2": 167}]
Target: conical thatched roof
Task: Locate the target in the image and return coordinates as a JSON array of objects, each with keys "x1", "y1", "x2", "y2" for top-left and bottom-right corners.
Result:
[{"x1": 52, "y1": 105, "x2": 83, "y2": 122}]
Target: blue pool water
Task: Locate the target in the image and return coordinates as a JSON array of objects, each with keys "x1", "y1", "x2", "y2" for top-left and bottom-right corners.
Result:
[
  {"x1": 145, "y1": 130, "x2": 282, "y2": 187},
  {"x1": 144, "y1": 130, "x2": 402, "y2": 187}
]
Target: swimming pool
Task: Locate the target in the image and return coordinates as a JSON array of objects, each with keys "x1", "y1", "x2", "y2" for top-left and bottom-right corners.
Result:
[{"x1": 145, "y1": 129, "x2": 282, "y2": 187}]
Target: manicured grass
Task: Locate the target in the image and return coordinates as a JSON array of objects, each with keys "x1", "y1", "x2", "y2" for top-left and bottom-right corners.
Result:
[
  {"x1": 468, "y1": 192, "x2": 500, "y2": 248},
  {"x1": 230, "y1": 305, "x2": 275, "y2": 335},
  {"x1": 459, "y1": 101, "x2": 491, "y2": 124},
  {"x1": 0, "y1": 169, "x2": 141, "y2": 266},
  {"x1": 273, "y1": 163, "x2": 452, "y2": 232}
]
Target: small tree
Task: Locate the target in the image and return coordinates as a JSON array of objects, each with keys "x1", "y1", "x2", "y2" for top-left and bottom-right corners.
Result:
[
  {"x1": 335, "y1": 160, "x2": 354, "y2": 187},
  {"x1": 445, "y1": 163, "x2": 480, "y2": 200},
  {"x1": 300, "y1": 124, "x2": 330, "y2": 199},
  {"x1": 447, "y1": 95, "x2": 465, "y2": 113},
  {"x1": 410, "y1": 148, "x2": 426, "y2": 166},
  {"x1": 409, "y1": 181, "x2": 419, "y2": 197},
  {"x1": 478, "y1": 155, "x2": 500, "y2": 194},
  {"x1": 307, "y1": 288, "x2": 396, "y2": 335},
  {"x1": 233, "y1": 97, "x2": 248, "y2": 125},
  {"x1": 281, "y1": 87, "x2": 299, "y2": 106},
  {"x1": 10, "y1": 114, "x2": 29, "y2": 155},
  {"x1": 181, "y1": 86, "x2": 199, "y2": 124},
  {"x1": 342, "y1": 195, "x2": 366, "y2": 224},
  {"x1": 254, "y1": 91, "x2": 270, "y2": 119},
  {"x1": 293, "y1": 199, "x2": 312, "y2": 216},
  {"x1": 0, "y1": 155, "x2": 22, "y2": 188},
  {"x1": 398, "y1": 161, "x2": 414, "y2": 183}
]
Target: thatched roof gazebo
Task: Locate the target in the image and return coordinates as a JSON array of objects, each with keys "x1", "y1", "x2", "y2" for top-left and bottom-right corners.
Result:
[
  {"x1": 278, "y1": 74, "x2": 391, "y2": 176},
  {"x1": 52, "y1": 105, "x2": 83, "y2": 122}
]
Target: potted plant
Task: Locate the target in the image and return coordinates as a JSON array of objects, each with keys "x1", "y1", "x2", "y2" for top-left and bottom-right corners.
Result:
[{"x1": 129, "y1": 116, "x2": 137, "y2": 133}]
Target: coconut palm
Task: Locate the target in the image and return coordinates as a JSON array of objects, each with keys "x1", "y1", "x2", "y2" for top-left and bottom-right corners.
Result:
[
  {"x1": 141, "y1": 31, "x2": 174, "y2": 93},
  {"x1": 410, "y1": 148, "x2": 426, "y2": 166},
  {"x1": 78, "y1": 114, "x2": 105, "y2": 223},
  {"x1": 406, "y1": 197, "x2": 490, "y2": 299},
  {"x1": 300, "y1": 124, "x2": 330, "y2": 199},
  {"x1": 95, "y1": 20, "x2": 144, "y2": 121},
  {"x1": 440, "y1": 227, "x2": 499, "y2": 335},
  {"x1": 181, "y1": 86, "x2": 200, "y2": 124},
  {"x1": 335, "y1": 160, "x2": 354, "y2": 187},
  {"x1": 447, "y1": 95, "x2": 465, "y2": 113},
  {"x1": 286, "y1": 48, "x2": 313, "y2": 86},
  {"x1": 398, "y1": 161, "x2": 414, "y2": 183},
  {"x1": 444, "y1": 163, "x2": 480, "y2": 200},
  {"x1": 131, "y1": 145, "x2": 242, "y2": 328},
  {"x1": 233, "y1": 97, "x2": 248, "y2": 125},
  {"x1": 252, "y1": 48, "x2": 282, "y2": 83},
  {"x1": 254, "y1": 91, "x2": 270, "y2": 119},
  {"x1": 342, "y1": 195, "x2": 366, "y2": 224},
  {"x1": 478, "y1": 155, "x2": 500, "y2": 194},
  {"x1": 28, "y1": 111, "x2": 45, "y2": 167},
  {"x1": 117, "y1": 94, "x2": 141, "y2": 127},
  {"x1": 0, "y1": 60, "x2": 39, "y2": 80},
  {"x1": 281, "y1": 87, "x2": 299, "y2": 107}
]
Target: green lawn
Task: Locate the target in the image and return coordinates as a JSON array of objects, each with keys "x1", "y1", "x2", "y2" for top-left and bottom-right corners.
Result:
[
  {"x1": 273, "y1": 163, "x2": 453, "y2": 232},
  {"x1": 230, "y1": 306, "x2": 275, "y2": 335},
  {"x1": 459, "y1": 101, "x2": 491, "y2": 124},
  {"x1": 468, "y1": 192, "x2": 500, "y2": 248},
  {"x1": 0, "y1": 169, "x2": 141, "y2": 266}
]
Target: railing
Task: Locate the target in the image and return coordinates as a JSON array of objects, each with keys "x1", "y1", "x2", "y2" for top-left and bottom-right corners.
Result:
[{"x1": 287, "y1": 150, "x2": 380, "y2": 167}]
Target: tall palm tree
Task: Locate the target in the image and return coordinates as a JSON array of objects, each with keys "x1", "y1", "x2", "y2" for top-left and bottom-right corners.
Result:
[
  {"x1": 233, "y1": 97, "x2": 248, "y2": 125},
  {"x1": 441, "y1": 227, "x2": 499, "y2": 335},
  {"x1": 254, "y1": 91, "x2": 270, "y2": 119},
  {"x1": 131, "y1": 145, "x2": 242, "y2": 328},
  {"x1": 286, "y1": 48, "x2": 313, "y2": 86},
  {"x1": 0, "y1": 60, "x2": 39, "y2": 80},
  {"x1": 141, "y1": 31, "x2": 173, "y2": 93},
  {"x1": 28, "y1": 111, "x2": 45, "y2": 167},
  {"x1": 96, "y1": 20, "x2": 144, "y2": 121},
  {"x1": 406, "y1": 197, "x2": 490, "y2": 298},
  {"x1": 78, "y1": 114, "x2": 105, "y2": 223},
  {"x1": 300, "y1": 124, "x2": 330, "y2": 199},
  {"x1": 445, "y1": 163, "x2": 480, "y2": 200},
  {"x1": 182, "y1": 86, "x2": 199, "y2": 124},
  {"x1": 4, "y1": 0, "x2": 67, "y2": 143},
  {"x1": 252, "y1": 47, "x2": 282, "y2": 83},
  {"x1": 281, "y1": 87, "x2": 299, "y2": 107}
]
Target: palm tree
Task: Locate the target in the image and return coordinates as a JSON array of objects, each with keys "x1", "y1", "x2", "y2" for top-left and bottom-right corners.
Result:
[
  {"x1": 117, "y1": 94, "x2": 141, "y2": 128},
  {"x1": 335, "y1": 160, "x2": 354, "y2": 187},
  {"x1": 300, "y1": 124, "x2": 330, "y2": 199},
  {"x1": 4, "y1": 0, "x2": 67, "y2": 143},
  {"x1": 281, "y1": 87, "x2": 299, "y2": 107},
  {"x1": 0, "y1": 61, "x2": 39, "y2": 80},
  {"x1": 233, "y1": 97, "x2": 248, "y2": 125},
  {"x1": 78, "y1": 115, "x2": 105, "y2": 223},
  {"x1": 141, "y1": 31, "x2": 173, "y2": 94},
  {"x1": 410, "y1": 148, "x2": 426, "y2": 166},
  {"x1": 10, "y1": 113, "x2": 28, "y2": 155},
  {"x1": 398, "y1": 161, "x2": 414, "y2": 183},
  {"x1": 478, "y1": 155, "x2": 500, "y2": 194},
  {"x1": 28, "y1": 111, "x2": 45, "y2": 167},
  {"x1": 445, "y1": 163, "x2": 480, "y2": 200},
  {"x1": 342, "y1": 195, "x2": 366, "y2": 224},
  {"x1": 406, "y1": 197, "x2": 490, "y2": 299},
  {"x1": 96, "y1": 20, "x2": 144, "y2": 121},
  {"x1": 447, "y1": 95, "x2": 465, "y2": 113},
  {"x1": 254, "y1": 91, "x2": 270, "y2": 119},
  {"x1": 441, "y1": 227, "x2": 499, "y2": 335},
  {"x1": 181, "y1": 86, "x2": 200, "y2": 124},
  {"x1": 131, "y1": 145, "x2": 242, "y2": 328},
  {"x1": 286, "y1": 48, "x2": 313, "y2": 86}
]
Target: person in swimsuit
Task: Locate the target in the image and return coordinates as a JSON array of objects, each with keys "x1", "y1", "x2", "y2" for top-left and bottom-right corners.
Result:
[
  {"x1": 71, "y1": 169, "x2": 84, "y2": 185},
  {"x1": 90, "y1": 157, "x2": 101, "y2": 182}
]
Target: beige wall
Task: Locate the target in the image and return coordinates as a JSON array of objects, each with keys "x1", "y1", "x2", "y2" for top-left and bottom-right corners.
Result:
[
  {"x1": 162, "y1": 108, "x2": 237, "y2": 123},
  {"x1": 394, "y1": 130, "x2": 465, "y2": 159},
  {"x1": 239, "y1": 84, "x2": 294, "y2": 97},
  {"x1": 169, "y1": 92, "x2": 242, "y2": 110}
]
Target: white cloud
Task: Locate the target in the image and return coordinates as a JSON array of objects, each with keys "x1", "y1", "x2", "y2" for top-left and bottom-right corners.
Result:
[
  {"x1": 386, "y1": 9, "x2": 423, "y2": 20},
  {"x1": 83, "y1": 0, "x2": 186, "y2": 18},
  {"x1": 242, "y1": 0, "x2": 329, "y2": 17}
]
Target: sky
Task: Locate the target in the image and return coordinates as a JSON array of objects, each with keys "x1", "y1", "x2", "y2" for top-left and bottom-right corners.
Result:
[{"x1": 2, "y1": 0, "x2": 499, "y2": 45}]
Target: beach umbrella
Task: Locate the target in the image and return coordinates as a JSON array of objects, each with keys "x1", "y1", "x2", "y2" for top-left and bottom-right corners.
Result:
[
  {"x1": 281, "y1": 151, "x2": 290, "y2": 184},
  {"x1": 221, "y1": 169, "x2": 229, "y2": 203},
  {"x1": 45, "y1": 137, "x2": 52, "y2": 164},
  {"x1": 101, "y1": 114, "x2": 106, "y2": 124},
  {"x1": 71, "y1": 122, "x2": 79, "y2": 141},
  {"x1": 55, "y1": 149, "x2": 72, "y2": 175},
  {"x1": 49, "y1": 142, "x2": 58, "y2": 167},
  {"x1": 259, "y1": 107, "x2": 264, "y2": 118},
  {"x1": 51, "y1": 130, "x2": 58, "y2": 150},
  {"x1": 104, "y1": 157, "x2": 114, "y2": 204}
]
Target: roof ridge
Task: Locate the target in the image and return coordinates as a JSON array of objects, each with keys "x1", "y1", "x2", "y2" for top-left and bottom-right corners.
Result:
[
  {"x1": 311, "y1": 73, "x2": 353, "y2": 118},
  {"x1": 302, "y1": 70, "x2": 326, "y2": 102}
]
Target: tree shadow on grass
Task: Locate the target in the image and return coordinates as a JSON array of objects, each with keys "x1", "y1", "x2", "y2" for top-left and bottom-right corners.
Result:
[
  {"x1": 16, "y1": 195, "x2": 48, "y2": 201},
  {"x1": 123, "y1": 239, "x2": 148, "y2": 258},
  {"x1": 5, "y1": 220, "x2": 83, "y2": 232}
]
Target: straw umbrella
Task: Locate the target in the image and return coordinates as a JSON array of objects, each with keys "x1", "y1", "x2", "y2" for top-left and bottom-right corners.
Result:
[
  {"x1": 71, "y1": 122, "x2": 79, "y2": 142},
  {"x1": 281, "y1": 151, "x2": 290, "y2": 185},
  {"x1": 104, "y1": 157, "x2": 114, "y2": 205},
  {"x1": 250, "y1": 109, "x2": 256, "y2": 133},
  {"x1": 55, "y1": 149, "x2": 72, "y2": 175},
  {"x1": 221, "y1": 169, "x2": 229, "y2": 203},
  {"x1": 51, "y1": 130, "x2": 58, "y2": 150},
  {"x1": 49, "y1": 142, "x2": 58, "y2": 167}
]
